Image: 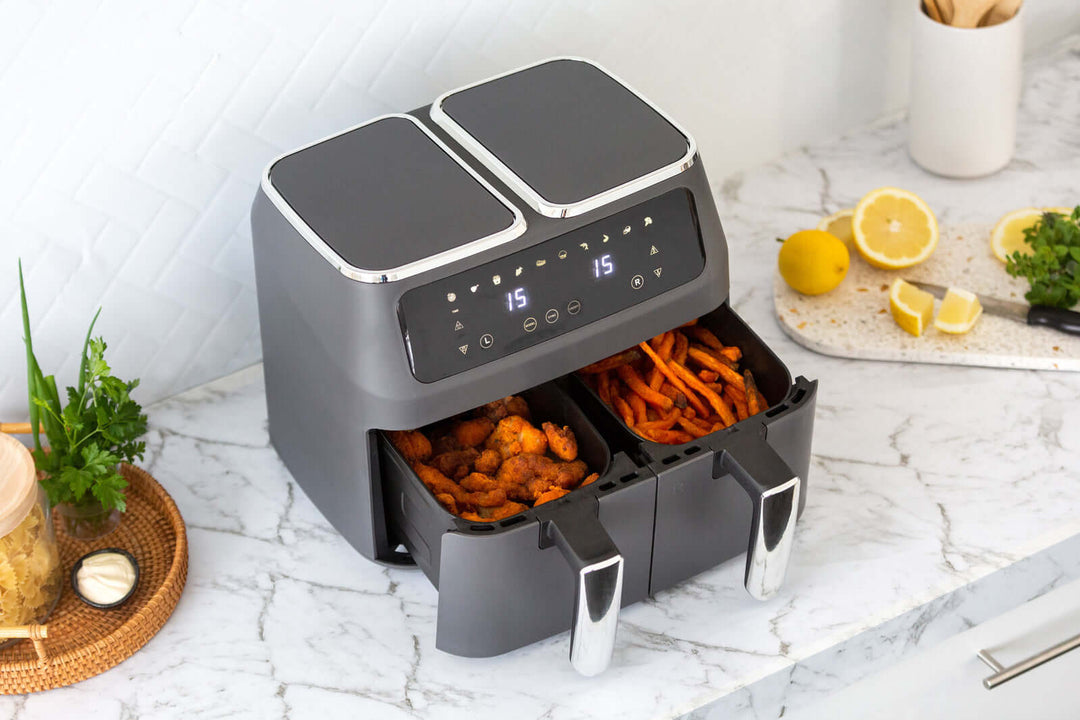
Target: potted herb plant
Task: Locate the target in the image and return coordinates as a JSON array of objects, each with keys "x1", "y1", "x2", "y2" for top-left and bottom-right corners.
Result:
[{"x1": 18, "y1": 261, "x2": 148, "y2": 540}]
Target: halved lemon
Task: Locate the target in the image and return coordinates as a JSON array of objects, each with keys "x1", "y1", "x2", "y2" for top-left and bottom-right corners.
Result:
[
  {"x1": 853, "y1": 187, "x2": 939, "y2": 269},
  {"x1": 933, "y1": 287, "x2": 983, "y2": 334},
  {"x1": 817, "y1": 209, "x2": 855, "y2": 247},
  {"x1": 889, "y1": 278, "x2": 934, "y2": 337},
  {"x1": 990, "y1": 208, "x2": 1042, "y2": 263},
  {"x1": 1044, "y1": 206, "x2": 1075, "y2": 216}
]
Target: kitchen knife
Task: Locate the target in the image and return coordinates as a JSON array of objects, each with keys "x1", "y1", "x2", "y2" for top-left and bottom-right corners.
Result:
[{"x1": 908, "y1": 280, "x2": 1080, "y2": 337}]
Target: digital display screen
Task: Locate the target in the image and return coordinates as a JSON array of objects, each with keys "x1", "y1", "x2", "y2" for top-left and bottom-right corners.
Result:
[
  {"x1": 400, "y1": 188, "x2": 706, "y2": 383},
  {"x1": 505, "y1": 288, "x2": 528, "y2": 312},
  {"x1": 592, "y1": 253, "x2": 614, "y2": 279}
]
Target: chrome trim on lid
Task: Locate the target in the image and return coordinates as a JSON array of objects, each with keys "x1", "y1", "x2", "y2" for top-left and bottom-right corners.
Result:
[
  {"x1": 430, "y1": 57, "x2": 697, "y2": 219},
  {"x1": 261, "y1": 113, "x2": 527, "y2": 284}
]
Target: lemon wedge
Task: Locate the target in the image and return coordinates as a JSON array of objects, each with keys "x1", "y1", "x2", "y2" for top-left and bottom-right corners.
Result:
[
  {"x1": 816, "y1": 209, "x2": 855, "y2": 247},
  {"x1": 990, "y1": 208, "x2": 1042, "y2": 263},
  {"x1": 853, "y1": 187, "x2": 939, "y2": 269},
  {"x1": 889, "y1": 278, "x2": 934, "y2": 337},
  {"x1": 933, "y1": 287, "x2": 983, "y2": 334}
]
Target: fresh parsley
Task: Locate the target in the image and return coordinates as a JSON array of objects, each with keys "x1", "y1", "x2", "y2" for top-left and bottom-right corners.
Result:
[
  {"x1": 18, "y1": 261, "x2": 148, "y2": 512},
  {"x1": 1005, "y1": 206, "x2": 1080, "y2": 309}
]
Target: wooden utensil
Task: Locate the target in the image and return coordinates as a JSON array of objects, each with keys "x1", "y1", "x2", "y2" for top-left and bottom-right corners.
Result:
[
  {"x1": 951, "y1": 0, "x2": 998, "y2": 27},
  {"x1": 981, "y1": 0, "x2": 1022, "y2": 26},
  {"x1": 924, "y1": 0, "x2": 944, "y2": 23},
  {"x1": 938, "y1": 0, "x2": 955, "y2": 24}
]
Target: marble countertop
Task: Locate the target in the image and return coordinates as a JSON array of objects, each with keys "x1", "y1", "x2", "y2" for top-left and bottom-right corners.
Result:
[{"x1": 4, "y1": 34, "x2": 1080, "y2": 720}]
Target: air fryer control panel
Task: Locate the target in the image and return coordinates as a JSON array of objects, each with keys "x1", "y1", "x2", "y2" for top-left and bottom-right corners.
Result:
[{"x1": 399, "y1": 188, "x2": 706, "y2": 382}]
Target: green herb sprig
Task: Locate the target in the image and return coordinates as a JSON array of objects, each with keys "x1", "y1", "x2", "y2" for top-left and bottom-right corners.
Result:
[
  {"x1": 18, "y1": 261, "x2": 148, "y2": 512},
  {"x1": 1005, "y1": 206, "x2": 1080, "y2": 309}
]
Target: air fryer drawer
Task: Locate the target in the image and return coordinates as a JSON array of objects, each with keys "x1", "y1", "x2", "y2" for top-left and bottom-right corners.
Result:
[
  {"x1": 567, "y1": 303, "x2": 817, "y2": 594},
  {"x1": 377, "y1": 382, "x2": 656, "y2": 658}
]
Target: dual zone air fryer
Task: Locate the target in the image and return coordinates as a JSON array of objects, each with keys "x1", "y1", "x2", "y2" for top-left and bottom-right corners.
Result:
[{"x1": 251, "y1": 58, "x2": 817, "y2": 676}]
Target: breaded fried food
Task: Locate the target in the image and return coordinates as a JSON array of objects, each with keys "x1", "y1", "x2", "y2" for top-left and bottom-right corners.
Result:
[
  {"x1": 496, "y1": 454, "x2": 555, "y2": 501},
  {"x1": 534, "y1": 486, "x2": 570, "y2": 505},
  {"x1": 474, "y1": 448, "x2": 502, "y2": 474},
  {"x1": 452, "y1": 417, "x2": 494, "y2": 448},
  {"x1": 429, "y1": 448, "x2": 479, "y2": 480},
  {"x1": 581, "y1": 472, "x2": 600, "y2": 486},
  {"x1": 460, "y1": 472, "x2": 497, "y2": 492},
  {"x1": 387, "y1": 430, "x2": 431, "y2": 462},
  {"x1": 542, "y1": 422, "x2": 578, "y2": 461},
  {"x1": 496, "y1": 455, "x2": 588, "y2": 501},
  {"x1": 469, "y1": 488, "x2": 508, "y2": 508},
  {"x1": 486, "y1": 415, "x2": 548, "y2": 459},
  {"x1": 413, "y1": 463, "x2": 470, "y2": 506},
  {"x1": 544, "y1": 459, "x2": 588, "y2": 489},
  {"x1": 434, "y1": 493, "x2": 458, "y2": 515},
  {"x1": 431, "y1": 434, "x2": 460, "y2": 455},
  {"x1": 477, "y1": 396, "x2": 531, "y2": 423}
]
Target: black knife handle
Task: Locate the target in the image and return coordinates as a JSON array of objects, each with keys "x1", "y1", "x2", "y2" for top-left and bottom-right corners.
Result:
[{"x1": 1027, "y1": 305, "x2": 1080, "y2": 336}]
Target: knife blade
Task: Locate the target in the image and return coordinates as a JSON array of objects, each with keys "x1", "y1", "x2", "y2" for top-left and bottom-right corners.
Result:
[{"x1": 906, "y1": 280, "x2": 1080, "y2": 336}]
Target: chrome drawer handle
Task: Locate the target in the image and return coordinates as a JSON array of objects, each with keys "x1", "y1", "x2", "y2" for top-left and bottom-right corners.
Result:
[
  {"x1": 978, "y1": 632, "x2": 1080, "y2": 689},
  {"x1": 718, "y1": 428, "x2": 801, "y2": 601},
  {"x1": 542, "y1": 502, "x2": 625, "y2": 676}
]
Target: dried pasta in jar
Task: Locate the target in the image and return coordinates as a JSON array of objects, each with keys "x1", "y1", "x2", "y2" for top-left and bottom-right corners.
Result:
[{"x1": 0, "y1": 435, "x2": 62, "y2": 633}]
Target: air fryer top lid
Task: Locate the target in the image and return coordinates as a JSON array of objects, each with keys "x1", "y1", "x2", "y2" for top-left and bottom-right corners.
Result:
[
  {"x1": 431, "y1": 58, "x2": 695, "y2": 218},
  {"x1": 265, "y1": 114, "x2": 525, "y2": 283}
]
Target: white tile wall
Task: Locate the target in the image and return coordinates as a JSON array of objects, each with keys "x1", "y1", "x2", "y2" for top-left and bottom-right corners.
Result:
[{"x1": 1, "y1": 0, "x2": 1077, "y2": 420}]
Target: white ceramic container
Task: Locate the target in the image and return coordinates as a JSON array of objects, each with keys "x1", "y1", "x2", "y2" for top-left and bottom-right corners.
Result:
[{"x1": 908, "y1": 3, "x2": 1023, "y2": 178}]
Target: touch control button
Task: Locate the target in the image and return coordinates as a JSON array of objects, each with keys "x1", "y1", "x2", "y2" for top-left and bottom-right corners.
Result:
[
  {"x1": 545, "y1": 308, "x2": 559, "y2": 324},
  {"x1": 567, "y1": 299, "x2": 582, "y2": 315},
  {"x1": 523, "y1": 317, "x2": 538, "y2": 333},
  {"x1": 480, "y1": 333, "x2": 494, "y2": 349},
  {"x1": 631, "y1": 274, "x2": 645, "y2": 290}
]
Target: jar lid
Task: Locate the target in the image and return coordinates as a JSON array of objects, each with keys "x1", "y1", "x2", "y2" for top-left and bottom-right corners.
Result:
[{"x1": 0, "y1": 433, "x2": 38, "y2": 537}]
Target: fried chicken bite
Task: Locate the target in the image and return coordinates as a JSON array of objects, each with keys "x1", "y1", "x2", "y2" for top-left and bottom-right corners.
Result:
[
  {"x1": 474, "y1": 448, "x2": 502, "y2": 475},
  {"x1": 534, "y1": 486, "x2": 570, "y2": 506},
  {"x1": 478, "y1": 396, "x2": 531, "y2": 423},
  {"x1": 460, "y1": 472, "x2": 497, "y2": 492},
  {"x1": 581, "y1": 472, "x2": 600, "y2": 486},
  {"x1": 429, "y1": 448, "x2": 479, "y2": 480},
  {"x1": 544, "y1": 459, "x2": 588, "y2": 489},
  {"x1": 542, "y1": 422, "x2": 578, "y2": 461},
  {"x1": 486, "y1": 415, "x2": 548, "y2": 459},
  {"x1": 494, "y1": 454, "x2": 549, "y2": 502},
  {"x1": 495, "y1": 454, "x2": 588, "y2": 500},
  {"x1": 387, "y1": 430, "x2": 431, "y2": 463},
  {"x1": 413, "y1": 463, "x2": 470, "y2": 507},
  {"x1": 452, "y1": 417, "x2": 495, "y2": 448},
  {"x1": 469, "y1": 488, "x2": 508, "y2": 508},
  {"x1": 434, "y1": 493, "x2": 458, "y2": 515},
  {"x1": 431, "y1": 434, "x2": 460, "y2": 455}
]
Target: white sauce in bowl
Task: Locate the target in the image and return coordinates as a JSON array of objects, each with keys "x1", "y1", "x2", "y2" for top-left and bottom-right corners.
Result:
[{"x1": 76, "y1": 552, "x2": 136, "y2": 605}]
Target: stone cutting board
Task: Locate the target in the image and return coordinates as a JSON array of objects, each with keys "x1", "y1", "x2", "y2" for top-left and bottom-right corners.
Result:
[{"x1": 773, "y1": 223, "x2": 1080, "y2": 371}]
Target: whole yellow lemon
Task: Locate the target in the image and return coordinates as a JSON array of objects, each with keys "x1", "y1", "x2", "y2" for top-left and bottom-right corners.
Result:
[{"x1": 778, "y1": 229, "x2": 850, "y2": 296}]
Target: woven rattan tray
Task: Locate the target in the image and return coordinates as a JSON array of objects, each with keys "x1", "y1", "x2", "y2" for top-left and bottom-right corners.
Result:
[{"x1": 0, "y1": 464, "x2": 188, "y2": 693}]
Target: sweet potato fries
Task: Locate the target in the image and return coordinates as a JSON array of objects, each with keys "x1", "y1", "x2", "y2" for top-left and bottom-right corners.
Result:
[
  {"x1": 388, "y1": 396, "x2": 598, "y2": 523},
  {"x1": 578, "y1": 319, "x2": 769, "y2": 444}
]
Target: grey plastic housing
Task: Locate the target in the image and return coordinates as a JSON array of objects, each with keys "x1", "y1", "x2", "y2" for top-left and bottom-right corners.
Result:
[
  {"x1": 252, "y1": 123, "x2": 728, "y2": 564},
  {"x1": 250, "y1": 58, "x2": 817, "y2": 661}
]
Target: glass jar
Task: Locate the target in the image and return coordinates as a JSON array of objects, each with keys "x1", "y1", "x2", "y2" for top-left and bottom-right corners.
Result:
[
  {"x1": 0, "y1": 434, "x2": 63, "y2": 642},
  {"x1": 54, "y1": 495, "x2": 121, "y2": 541}
]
